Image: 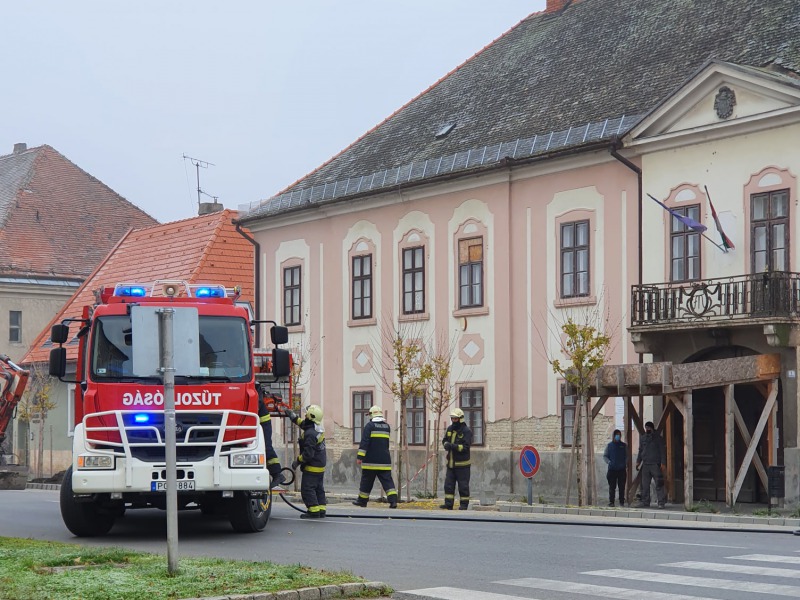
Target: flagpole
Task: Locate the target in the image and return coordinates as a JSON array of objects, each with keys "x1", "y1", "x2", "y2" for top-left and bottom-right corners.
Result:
[{"x1": 700, "y1": 231, "x2": 726, "y2": 252}]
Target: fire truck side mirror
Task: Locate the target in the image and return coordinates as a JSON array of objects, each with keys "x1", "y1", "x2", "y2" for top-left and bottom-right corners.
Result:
[
  {"x1": 51, "y1": 323, "x2": 70, "y2": 345},
  {"x1": 271, "y1": 348, "x2": 291, "y2": 378},
  {"x1": 270, "y1": 326, "x2": 289, "y2": 346},
  {"x1": 49, "y1": 348, "x2": 67, "y2": 378}
]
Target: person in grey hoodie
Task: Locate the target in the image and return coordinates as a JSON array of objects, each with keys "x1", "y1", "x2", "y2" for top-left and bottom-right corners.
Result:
[
  {"x1": 635, "y1": 421, "x2": 667, "y2": 508},
  {"x1": 603, "y1": 429, "x2": 627, "y2": 507}
]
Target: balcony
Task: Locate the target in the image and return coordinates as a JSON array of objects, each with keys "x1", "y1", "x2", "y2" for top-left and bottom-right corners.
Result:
[{"x1": 631, "y1": 272, "x2": 800, "y2": 328}]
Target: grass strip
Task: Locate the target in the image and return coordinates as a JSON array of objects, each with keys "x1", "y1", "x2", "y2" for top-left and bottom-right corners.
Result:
[{"x1": 0, "y1": 537, "x2": 386, "y2": 600}]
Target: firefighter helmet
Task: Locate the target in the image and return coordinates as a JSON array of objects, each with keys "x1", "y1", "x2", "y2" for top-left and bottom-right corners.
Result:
[
  {"x1": 306, "y1": 404, "x2": 323, "y2": 424},
  {"x1": 450, "y1": 407, "x2": 464, "y2": 421},
  {"x1": 369, "y1": 405, "x2": 383, "y2": 417}
]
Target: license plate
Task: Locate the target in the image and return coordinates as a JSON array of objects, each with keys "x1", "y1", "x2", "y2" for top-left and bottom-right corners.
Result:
[{"x1": 151, "y1": 480, "x2": 195, "y2": 491}]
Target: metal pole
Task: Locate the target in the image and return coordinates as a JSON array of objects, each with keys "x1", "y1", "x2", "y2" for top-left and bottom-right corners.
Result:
[
  {"x1": 527, "y1": 478, "x2": 533, "y2": 506},
  {"x1": 159, "y1": 308, "x2": 179, "y2": 574}
]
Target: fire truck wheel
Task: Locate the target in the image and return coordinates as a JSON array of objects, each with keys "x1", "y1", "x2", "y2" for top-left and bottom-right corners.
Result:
[
  {"x1": 227, "y1": 490, "x2": 271, "y2": 533},
  {"x1": 59, "y1": 467, "x2": 115, "y2": 537}
]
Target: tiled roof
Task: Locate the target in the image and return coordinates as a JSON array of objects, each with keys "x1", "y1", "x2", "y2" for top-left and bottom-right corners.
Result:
[
  {"x1": 241, "y1": 0, "x2": 800, "y2": 220},
  {"x1": 22, "y1": 209, "x2": 255, "y2": 364},
  {"x1": 0, "y1": 145, "x2": 158, "y2": 280}
]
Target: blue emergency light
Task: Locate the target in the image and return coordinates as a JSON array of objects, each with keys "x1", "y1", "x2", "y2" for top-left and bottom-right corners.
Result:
[
  {"x1": 133, "y1": 413, "x2": 151, "y2": 424},
  {"x1": 193, "y1": 285, "x2": 226, "y2": 298},
  {"x1": 114, "y1": 284, "x2": 149, "y2": 297}
]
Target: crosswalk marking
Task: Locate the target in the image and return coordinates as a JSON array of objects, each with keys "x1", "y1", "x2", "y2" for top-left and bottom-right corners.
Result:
[
  {"x1": 587, "y1": 568, "x2": 800, "y2": 597},
  {"x1": 399, "y1": 587, "x2": 536, "y2": 600},
  {"x1": 498, "y1": 577, "x2": 721, "y2": 599},
  {"x1": 730, "y1": 554, "x2": 800, "y2": 565},
  {"x1": 666, "y1": 560, "x2": 800, "y2": 579}
]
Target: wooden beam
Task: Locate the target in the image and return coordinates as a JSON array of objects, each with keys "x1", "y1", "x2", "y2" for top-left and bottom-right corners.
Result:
[
  {"x1": 732, "y1": 379, "x2": 778, "y2": 505},
  {"x1": 733, "y1": 402, "x2": 769, "y2": 493},
  {"x1": 725, "y1": 384, "x2": 735, "y2": 507},
  {"x1": 683, "y1": 390, "x2": 694, "y2": 510},
  {"x1": 666, "y1": 405, "x2": 675, "y2": 503},
  {"x1": 625, "y1": 390, "x2": 633, "y2": 504},
  {"x1": 628, "y1": 397, "x2": 644, "y2": 434},
  {"x1": 591, "y1": 395, "x2": 609, "y2": 420}
]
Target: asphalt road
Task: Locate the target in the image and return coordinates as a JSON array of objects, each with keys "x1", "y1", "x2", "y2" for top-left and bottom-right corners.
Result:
[{"x1": 1, "y1": 489, "x2": 798, "y2": 599}]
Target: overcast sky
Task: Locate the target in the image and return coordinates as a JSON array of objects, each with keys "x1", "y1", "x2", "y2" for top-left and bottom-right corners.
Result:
[{"x1": 1, "y1": 1, "x2": 545, "y2": 224}]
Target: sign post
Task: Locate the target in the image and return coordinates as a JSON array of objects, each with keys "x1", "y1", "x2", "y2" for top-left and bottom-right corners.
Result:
[{"x1": 519, "y1": 445, "x2": 540, "y2": 506}]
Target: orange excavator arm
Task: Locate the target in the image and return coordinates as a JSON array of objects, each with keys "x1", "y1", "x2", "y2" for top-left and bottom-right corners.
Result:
[{"x1": 0, "y1": 355, "x2": 29, "y2": 446}]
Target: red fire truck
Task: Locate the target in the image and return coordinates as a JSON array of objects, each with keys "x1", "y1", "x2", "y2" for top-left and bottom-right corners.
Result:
[{"x1": 48, "y1": 280, "x2": 290, "y2": 536}]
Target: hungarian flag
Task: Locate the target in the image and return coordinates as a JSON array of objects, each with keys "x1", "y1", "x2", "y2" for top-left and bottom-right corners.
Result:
[{"x1": 708, "y1": 196, "x2": 734, "y2": 251}]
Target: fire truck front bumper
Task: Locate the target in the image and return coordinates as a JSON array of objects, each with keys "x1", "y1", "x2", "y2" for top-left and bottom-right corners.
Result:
[{"x1": 71, "y1": 456, "x2": 270, "y2": 494}]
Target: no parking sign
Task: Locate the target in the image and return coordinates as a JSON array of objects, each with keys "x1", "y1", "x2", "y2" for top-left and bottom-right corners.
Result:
[{"x1": 519, "y1": 445, "x2": 540, "y2": 479}]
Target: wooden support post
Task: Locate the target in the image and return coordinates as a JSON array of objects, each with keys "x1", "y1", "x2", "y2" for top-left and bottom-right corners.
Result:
[
  {"x1": 591, "y1": 396, "x2": 609, "y2": 419},
  {"x1": 683, "y1": 390, "x2": 694, "y2": 510},
  {"x1": 733, "y1": 403, "x2": 769, "y2": 491},
  {"x1": 725, "y1": 384, "x2": 735, "y2": 507},
  {"x1": 586, "y1": 396, "x2": 596, "y2": 505},
  {"x1": 625, "y1": 393, "x2": 632, "y2": 504},
  {"x1": 732, "y1": 379, "x2": 778, "y2": 505}
]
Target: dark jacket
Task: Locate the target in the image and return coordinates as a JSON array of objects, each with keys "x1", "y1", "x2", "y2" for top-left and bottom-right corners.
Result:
[
  {"x1": 603, "y1": 440, "x2": 627, "y2": 471},
  {"x1": 637, "y1": 431, "x2": 666, "y2": 466},
  {"x1": 443, "y1": 421, "x2": 472, "y2": 469},
  {"x1": 357, "y1": 417, "x2": 392, "y2": 470},
  {"x1": 295, "y1": 417, "x2": 326, "y2": 473}
]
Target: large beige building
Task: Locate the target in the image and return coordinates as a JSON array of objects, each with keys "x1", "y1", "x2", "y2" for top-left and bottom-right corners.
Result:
[{"x1": 239, "y1": 0, "x2": 800, "y2": 504}]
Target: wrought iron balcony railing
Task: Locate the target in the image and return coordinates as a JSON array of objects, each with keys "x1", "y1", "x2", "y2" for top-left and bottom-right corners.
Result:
[{"x1": 631, "y1": 272, "x2": 800, "y2": 327}]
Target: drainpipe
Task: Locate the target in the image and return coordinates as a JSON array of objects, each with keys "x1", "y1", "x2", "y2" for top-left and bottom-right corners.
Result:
[
  {"x1": 610, "y1": 141, "x2": 644, "y2": 504},
  {"x1": 234, "y1": 222, "x2": 261, "y2": 347}
]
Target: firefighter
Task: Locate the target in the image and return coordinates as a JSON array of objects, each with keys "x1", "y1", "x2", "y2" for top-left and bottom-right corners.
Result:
[
  {"x1": 441, "y1": 407, "x2": 472, "y2": 510},
  {"x1": 353, "y1": 405, "x2": 398, "y2": 508},
  {"x1": 257, "y1": 389, "x2": 286, "y2": 489},
  {"x1": 285, "y1": 405, "x2": 327, "y2": 519}
]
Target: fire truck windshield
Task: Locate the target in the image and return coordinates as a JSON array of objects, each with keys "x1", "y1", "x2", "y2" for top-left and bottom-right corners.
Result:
[{"x1": 91, "y1": 315, "x2": 251, "y2": 382}]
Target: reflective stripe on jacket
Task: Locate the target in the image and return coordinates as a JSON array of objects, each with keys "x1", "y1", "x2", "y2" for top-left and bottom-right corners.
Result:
[
  {"x1": 297, "y1": 419, "x2": 326, "y2": 472},
  {"x1": 443, "y1": 421, "x2": 472, "y2": 469},
  {"x1": 357, "y1": 418, "x2": 392, "y2": 470}
]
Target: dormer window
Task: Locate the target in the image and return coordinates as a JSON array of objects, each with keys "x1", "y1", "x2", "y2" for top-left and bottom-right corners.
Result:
[{"x1": 435, "y1": 123, "x2": 456, "y2": 139}]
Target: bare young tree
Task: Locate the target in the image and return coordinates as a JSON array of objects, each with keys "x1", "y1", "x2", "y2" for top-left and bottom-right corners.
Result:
[
  {"x1": 286, "y1": 335, "x2": 320, "y2": 491},
  {"x1": 372, "y1": 319, "x2": 432, "y2": 502},
  {"x1": 534, "y1": 292, "x2": 619, "y2": 506},
  {"x1": 16, "y1": 362, "x2": 55, "y2": 478},
  {"x1": 423, "y1": 330, "x2": 466, "y2": 497}
]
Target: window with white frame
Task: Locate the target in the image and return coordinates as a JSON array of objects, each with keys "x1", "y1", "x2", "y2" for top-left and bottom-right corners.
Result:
[
  {"x1": 9, "y1": 310, "x2": 21, "y2": 343},
  {"x1": 459, "y1": 387, "x2": 484, "y2": 446},
  {"x1": 352, "y1": 254, "x2": 373, "y2": 320},
  {"x1": 402, "y1": 247, "x2": 425, "y2": 314},
  {"x1": 560, "y1": 221, "x2": 590, "y2": 298},
  {"x1": 283, "y1": 266, "x2": 301, "y2": 326},
  {"x1": 458, "y1": 237, "x2": 483, "y2": 308}
]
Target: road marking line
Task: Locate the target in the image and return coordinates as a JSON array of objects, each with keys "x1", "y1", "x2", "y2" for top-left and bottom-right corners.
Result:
[
  {"x1": 583, "y1": 535, "x2": 745, "y2": 548},
  {"x1": 666, "y1": 561, "x2": 800, "y2": 578},
  {"x1": 730, "y1": 554, "x2": 800, "y2": 565},
  {"x1": 400, "y1": 587, "x2": 537, "y2": 600},
  {"x1": 499, "y1": 577, "x2": 720, "y2": 599},
  {"x1": 586, "y1": 568, "x2": 800, "y2": 596}
]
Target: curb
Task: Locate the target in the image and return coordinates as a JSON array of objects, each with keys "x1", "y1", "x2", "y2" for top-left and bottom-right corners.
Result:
[
  {"x1": 497, "y1": 502, "x2": 800, "y2": 528},
  {"x1": 179, "y1": 581, "x2": 392, "y2": 600},
  {"x1": 25, "y1": 484, "x2": 800, "y2": 528}
]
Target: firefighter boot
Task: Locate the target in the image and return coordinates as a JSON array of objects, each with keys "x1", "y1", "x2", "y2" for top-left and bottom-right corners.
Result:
[
  {"x1": 300, "y1": 511, "x2": 322, "y2": 519},
  {"x1": 459, "y1": 501, "x2": 469, "y2": 511},
  {"x1": 439, "y1": 502, "x2": 454, "y2": 510},
  {"x1": 352, "y1": 497, "x2": 368, "y2": 507}
]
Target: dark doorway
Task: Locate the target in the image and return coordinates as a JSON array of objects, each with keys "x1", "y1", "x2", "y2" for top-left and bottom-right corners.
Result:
[{"x1": 677, "y1": 346, "x2": 779, "y2": 503}]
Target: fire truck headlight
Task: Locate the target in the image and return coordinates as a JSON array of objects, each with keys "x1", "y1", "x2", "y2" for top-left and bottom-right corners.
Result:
[
  {"x1": 230, "y1": 453, "x2": 265, "y2": 468},
  {"x1": 78, "y1": 455, "x2": 115, "y2": 470}
]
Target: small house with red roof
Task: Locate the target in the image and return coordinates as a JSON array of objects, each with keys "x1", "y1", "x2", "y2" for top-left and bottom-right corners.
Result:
[{"x1": 17, "y1": 208, "x2": 255, "y2": 476}]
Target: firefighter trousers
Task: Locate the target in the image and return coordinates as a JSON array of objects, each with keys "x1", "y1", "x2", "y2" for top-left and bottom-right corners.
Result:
[
  {"x1": 260, "y1": 419, "x2": 283, "y2": 477},
  {"x1": 301, "y1": 471, "x2": 327, "y2": 514},
  {"x1": 357, "y1": 469, "x2": 397, "y2": 505},
  {"x1": 443, "y1": 467, "x2": 470, "y2": 509}
]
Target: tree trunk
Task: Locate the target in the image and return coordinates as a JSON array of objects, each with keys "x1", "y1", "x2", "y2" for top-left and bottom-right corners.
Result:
[
  {"x1": 580, "y1": 393, "x2": 590, "y2": 506},
  {"x1": 585, "y1": 395, "x2": 596, "y2": 505},
  {"x1": 575, "y1": 399, "x2": 584, "y2": 506},
  {"x1": 432, "y1": 417, "x2": 441, "y2": 497},
  {"x1": 397, "y1": 402, "x2": 406, "y2": 499},
  {"x1": 37, "y1": 417, "x2": 45, "y2": 479}
]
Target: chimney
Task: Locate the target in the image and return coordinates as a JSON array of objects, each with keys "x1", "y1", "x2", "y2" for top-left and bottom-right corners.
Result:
[
  {"x1": 13, "y1": 143, "x2": 27, "y2": 154},
  {"x1": 199, "y1": 201, "x2": 224, "y2": 216},
  {"x1": 545, "y1": 0, "x2": 572, "y2": 13}
]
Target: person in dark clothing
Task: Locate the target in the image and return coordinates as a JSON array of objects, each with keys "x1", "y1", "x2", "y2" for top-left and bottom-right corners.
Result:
[
  {"x1": 635, "y1": 421, "x2": 667, "y2": 509},
  {"x1": 440, "y1": 407, "x2": 472, "y2": 510},
  {"x1": 258, "y1": 390, "x2": 286, "y2": 489},
  {"x1": 353, "y1": 405, "x2": 398, "y2": 508},
  {"x1": 285, "y1": 404, "x2": 327, "y2": 519},
  {"x1": 603, "y1": 428, "x2": 627, "y2": 507}
]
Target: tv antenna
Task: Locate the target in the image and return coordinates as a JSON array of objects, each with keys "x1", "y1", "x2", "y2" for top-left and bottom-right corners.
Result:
[{"x1": 182, "y1": 154, "x2": 218, "y2": 207}]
